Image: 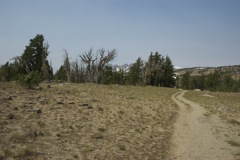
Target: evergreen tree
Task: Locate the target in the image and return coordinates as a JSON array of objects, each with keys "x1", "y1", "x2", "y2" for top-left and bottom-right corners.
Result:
[
  {"x1": 221, "y1": 74, "x2": 234, "y2": 92},
  {"x1": 181, "y1": 71, "x2": 191, "y2": 89},
  {"x1": 101, "y1": 66, "x2": 113, "y2": 84},
  {"x1": 18, "y1": 34, "x2": 52, "y2": 81},
  {"x1": 144, "y1": 52, "x2": 164, "y2": 86},
  {"x1": 205, "y1": 71, "x2": 221, "y2": 91},
  {"x1": 0, "y1": 62, "x2": 12, "y2": 81},
  {"x1": 54, "y1": 65, "x2": 67, "y2": 82},
  {"x1": 112, "y1": 69, "x2": 125, "y2": 85},
  {"x1": 127, "y1": 57, "x2": 143, "y2": 85},
  {"x1": 20, "y1": 35, "x2": 45, "y2": 73},
  {"x1": 162, "y1": 55, "x2": 175, "y2": 87}
]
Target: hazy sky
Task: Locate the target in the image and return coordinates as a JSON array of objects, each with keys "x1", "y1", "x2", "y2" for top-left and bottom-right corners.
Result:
[{"x1": 1, "y1": 0, "x2": 240, "y2": 71}]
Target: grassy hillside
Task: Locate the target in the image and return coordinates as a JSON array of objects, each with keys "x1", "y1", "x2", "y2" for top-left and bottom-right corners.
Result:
[
  {"x1": 0, "y1": 82, "x2": 177, "y2": 159},
  {"x1": 176, "y1": 65, "x2": 240, "y2": 79}
]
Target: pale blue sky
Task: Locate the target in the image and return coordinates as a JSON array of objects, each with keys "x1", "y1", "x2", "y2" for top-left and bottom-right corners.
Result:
[{"x1": 1, "y1": 0, "x2": 240, "y2": 71}]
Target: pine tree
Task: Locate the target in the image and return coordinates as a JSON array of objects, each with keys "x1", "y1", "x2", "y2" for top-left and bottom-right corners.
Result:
[
  {"x1": 127, "y1": 57, "x2": 143, "y2": 85},
  {"x1": 54, "y1": 65, "x2": 67, "y2": 82},
  {"x1": 144, "y1": 52, "x2": 164, "y2": 86},
  {"x1": 181, "y1": 71, "x2": 191, "y2": 89},
  {"x1": 0, "y1": 62, "x2": 12, "y2": 81},
  {"x1": 15, "y1": 34, "x2": 52, "y2": 87},
  {"x1": 162, "y1": 56, "x2": 175, "y2": 87},
  {"x1": 20, "y1": 34, "x2": 46, "y2": 73}
]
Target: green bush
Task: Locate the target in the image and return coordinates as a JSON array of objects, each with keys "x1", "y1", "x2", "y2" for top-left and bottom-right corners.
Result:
[{"x1": 18, "y1": 71, "x2": 42, "y2": 89}]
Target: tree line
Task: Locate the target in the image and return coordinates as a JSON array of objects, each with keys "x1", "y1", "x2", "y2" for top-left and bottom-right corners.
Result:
[
  {"x1": 0, "y1": 34, "x2": 53, "y2": 88},
  {"x1": 0, "y1": 34, "x2": 175, "y2": 88},
  {"x1": 178, "y1": 70, "x2": 240, "y2": 92},
  {"x1": 54, "y1": 48, "x2": 175, "y2": 87}
]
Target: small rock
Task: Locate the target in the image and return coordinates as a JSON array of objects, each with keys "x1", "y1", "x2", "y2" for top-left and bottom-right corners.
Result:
[
  {"x1": 32, "y1": 131, "x2": 38, "y2": 137},
  {"x1": 39, "y1": 98, "x2": 46, "y2": 104},
  {"x1": 6, "y1": 96, "x2": 13, "y2": 100},
  {"x1": 35, "y1": 96, "x2": 41, "y2": 99},
  {"x1": 98, "y1": 107, "x2": 104, "y2": 111},
  {"x1": 69, "y1": 101, "x2": 75, "y2": 104},
  {"x1": 88, "y1": 106, "x2": 93, "y2": 109},
  {"x1": 37, "y1": 87, "x2": 42, "y2": 90},
  {"x1": 26, "y1": 109, "x2": 42, "y2": 113},
  {"x1": 13, "y1": 106, "x2": 19, "y2": 110},
  {"x1": 57, "y1": 99, "x2": 64, "y2": 104},
  {"x1": 7, "y1": 113, "x2": 14, "y2": 119}
]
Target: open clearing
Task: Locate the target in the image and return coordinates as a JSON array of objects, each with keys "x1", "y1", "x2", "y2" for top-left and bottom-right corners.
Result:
[
  {"x1": 0, "y1": 82, "x2": 177, "y2": 159},
  {"x1": 1, "y1": 82, "x2": 240, "y2": 159}
]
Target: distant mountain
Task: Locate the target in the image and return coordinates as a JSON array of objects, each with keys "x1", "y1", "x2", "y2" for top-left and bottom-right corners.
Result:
[
  {"x1": 112, "y1": 63, "x2": 132, "y2": 73},
  {"x1": 174, "y1": 66, "x2": 182, "y2": 70}
]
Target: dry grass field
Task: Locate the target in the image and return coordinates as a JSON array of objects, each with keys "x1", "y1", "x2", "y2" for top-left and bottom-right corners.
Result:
[
  {"x1": 184, "y1": 90, "x2": 240, "y2": 123},
  {"x1": 0, "y1": 82, "x2": 177, "y2": 160}
]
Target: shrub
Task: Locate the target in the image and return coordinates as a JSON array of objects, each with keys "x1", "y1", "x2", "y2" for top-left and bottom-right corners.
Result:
[{"x1": 18, "y1": 71, "x2": 42, "y2": 89}]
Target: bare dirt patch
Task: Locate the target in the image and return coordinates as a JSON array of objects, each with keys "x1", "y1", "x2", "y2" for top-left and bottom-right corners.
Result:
[
  {"x1": 201, "y1": 93, "x2": 214, "y2": 98},
  {"x1": 0, "y1": 82, "x2": 177, "y2": 159}
]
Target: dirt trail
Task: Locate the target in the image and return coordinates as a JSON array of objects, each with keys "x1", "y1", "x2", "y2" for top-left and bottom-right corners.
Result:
[{"x1": 170, "y1": 90, "x2": 235, "y2": 160}]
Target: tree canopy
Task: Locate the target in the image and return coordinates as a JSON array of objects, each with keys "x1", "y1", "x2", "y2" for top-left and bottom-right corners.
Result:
[{"x1": 0, "y1": 34, "x2": 53, "y2": 88}]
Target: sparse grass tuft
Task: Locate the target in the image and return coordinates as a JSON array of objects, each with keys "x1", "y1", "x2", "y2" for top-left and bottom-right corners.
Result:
[
  {"x1": 118, "y1": 144, "x2": 126, "y2": 151},
  {"x1": 3, "y1": 149, "x2": 13, "y2": 157},
  {"x1": 228, "y1": 119, "x2": 240, "y2": 126},
  {"x1": 37, "y1": 121, "x2": 46, "y2": 127},
  {"x1": 98, "y1": 127, "x2": 106, "y2": 132},
  {"x1": 235, "y1": 152, "x2": 240, "y2": 157},
  {"x1": 10, "y1": 133, "x2": 26, "y2": 142},
  {"x1": 15, "y1": 147, "x2": 36, "y2": 158},
  {"x1": 203, "y1": 112, "x2": 210, "y2": 117},
  {"x1": 56, "y1": 133, "x2": 61, "y2": 137},
  {"x1": 227, "y1": 140, "x2": 240, "y2": 147},
  {"x1": 92, "y1": 133, "x2": 104, "y2": 139}
]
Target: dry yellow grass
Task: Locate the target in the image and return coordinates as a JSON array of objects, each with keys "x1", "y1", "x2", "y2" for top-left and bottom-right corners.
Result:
[
  {"x1": 0, "y1": 82, "x2": 177, "y2": 159},
  {"x1": 184, "y1": 91, "x2": 240, "y2": 121}
]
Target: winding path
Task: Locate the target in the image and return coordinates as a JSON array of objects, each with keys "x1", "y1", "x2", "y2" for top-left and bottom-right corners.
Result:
[{"x1": 170, "y1": 90, "x2": 234, "y2": 160}]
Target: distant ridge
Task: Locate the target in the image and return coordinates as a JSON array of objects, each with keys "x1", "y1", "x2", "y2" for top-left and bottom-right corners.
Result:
[{"x1": 175, "y1": 65, "x2": 240, "y2": 79}]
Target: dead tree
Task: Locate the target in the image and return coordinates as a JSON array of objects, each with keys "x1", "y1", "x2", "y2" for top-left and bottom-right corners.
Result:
[
  {"x1": 63, "y1": 49, "x2": 71, "y2": 83},
  {"x1": 79, "y1": 48, "x2": 97, "y2": 82},
  {"x1": 79, "y1": 48, "x2": 117, "y2": 83},
  {"x1": 71, "y1": 59, "x2": 79, "y2": 83}
]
